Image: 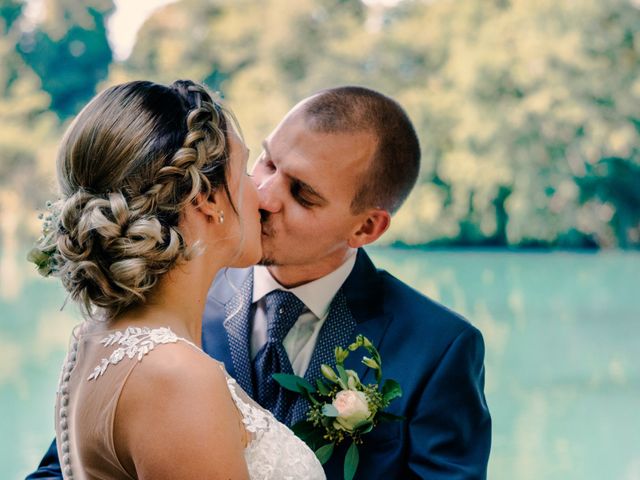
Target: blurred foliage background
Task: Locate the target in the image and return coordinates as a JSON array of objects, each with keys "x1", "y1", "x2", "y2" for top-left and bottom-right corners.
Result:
[
  {"x1": 1, "y1": 0, "x2": 640, "y2": 252},
  {"x1": 2, "y1": 2, "x2": 640, "y2": 478}
]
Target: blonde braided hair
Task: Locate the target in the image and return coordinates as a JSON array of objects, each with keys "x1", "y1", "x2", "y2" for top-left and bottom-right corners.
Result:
[{"x1": 29, "y1": 80, "x2": 235, "y2": 319}]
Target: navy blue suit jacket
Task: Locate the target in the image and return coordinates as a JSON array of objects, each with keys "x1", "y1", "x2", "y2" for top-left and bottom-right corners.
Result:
[{"x1": 28, "y1": 249, "x2": 491, "y2": 479}]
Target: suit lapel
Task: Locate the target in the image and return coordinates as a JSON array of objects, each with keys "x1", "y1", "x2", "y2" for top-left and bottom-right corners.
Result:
[
  {"x1": 340, "y1": 248, "x2": 393, "y2": 384},
  {"x1": 343, "y1": 311, "x2": 393, "y2": 385},
  {"x1": 222, "y1": 270, "x2": 255, "y2": 396},
  {"x1": 289, "y1": 249, "x2": 393, "y2": 424}
]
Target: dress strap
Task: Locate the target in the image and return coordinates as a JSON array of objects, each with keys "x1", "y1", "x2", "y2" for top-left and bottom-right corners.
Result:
[{"x1": 87, "y1": 326, "x2": 201, "y2": 381}]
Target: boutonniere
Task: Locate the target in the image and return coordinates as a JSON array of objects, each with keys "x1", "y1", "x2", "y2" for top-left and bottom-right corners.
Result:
[{"x1": 274, "y1": 335, "x2": 403, "y2": 480}]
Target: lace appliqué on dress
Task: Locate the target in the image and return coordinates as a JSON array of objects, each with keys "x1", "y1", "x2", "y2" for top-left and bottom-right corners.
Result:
[
  {"x1": 225, "y1": 376, "x2": 272, "y2": 435},
  {"x1": 223, "y1": 373, "x2": 325, "y2": 479},
  {"x1": 87, "y1": 326, "x2": 179, "y2": 381}
]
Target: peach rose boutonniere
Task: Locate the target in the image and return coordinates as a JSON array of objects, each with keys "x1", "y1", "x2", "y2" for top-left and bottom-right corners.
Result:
[{"x1": 273, "y1": 335, "x2": 403, "y2": 480}]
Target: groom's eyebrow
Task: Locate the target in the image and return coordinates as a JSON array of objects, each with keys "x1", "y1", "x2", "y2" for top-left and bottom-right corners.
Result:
[
  {"x1": 293, "y1": 178, "x2": 328, "y2": 206},
  {"x1": 262, "y1": 140, "x2": 328, "y2": 205}
]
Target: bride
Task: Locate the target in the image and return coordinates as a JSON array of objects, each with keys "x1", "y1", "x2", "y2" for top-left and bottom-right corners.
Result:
[{"x1": 30, "y1": 80, "x2": 325, "y2": 479}]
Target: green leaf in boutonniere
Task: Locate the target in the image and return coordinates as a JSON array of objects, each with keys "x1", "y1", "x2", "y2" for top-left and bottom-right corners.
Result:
[
  {"x1": 291, "y1": 420, "x2": 316, "y2": 438},
  {"x1": 292, "y1": 420, "x2": 326, "y2": 450},
  {"x1": 376, "y1": 411, "x2": 406, "y2": 423},
  {"x1": 272, "y1": 373, "x2": 316, "y2": 394},
  {"x1": 353, "y1": 419, "x2": 374, "y2": 435},
  {"x1": 382, "y1": 379, "x2": 402, "y2": 403},
  {"x1": 315, "y1": 442, "x2": 335, "y2": 465},
  {"x1": 344, "y1": 442, "x2": 359, "y2": 480},
  {"x1": 273, "y1": 334, "x2": 403, "y2": 480},
  {"x1": 316, "y1": 378, "x2": 332, "y2": 395}
]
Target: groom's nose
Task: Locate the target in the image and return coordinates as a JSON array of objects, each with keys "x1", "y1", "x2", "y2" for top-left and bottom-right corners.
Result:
[{"x1": 256, "y1": 174, "x2": 283, "y2": 213}]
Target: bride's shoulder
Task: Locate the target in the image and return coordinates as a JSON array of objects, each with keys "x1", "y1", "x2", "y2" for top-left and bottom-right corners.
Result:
[
  {"x1": 112, "y1": 338, "x2": 249, "y2": 479},
  {"x1": 113, "y1": 336, "x2": 242, "y2": 443}
]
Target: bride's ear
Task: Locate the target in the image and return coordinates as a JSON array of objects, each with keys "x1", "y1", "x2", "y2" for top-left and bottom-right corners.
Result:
[{"x1": 193, "y1": 192, "x2": 222, "y2": 224}]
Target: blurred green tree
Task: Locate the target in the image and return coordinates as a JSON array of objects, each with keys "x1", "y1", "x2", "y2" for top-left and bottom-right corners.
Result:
[
  {"x1": 18, "y1": 0, "x2": 114, "y2": 119},
  {"x1": 371, "y1": 0, "x2": 640, "y2": 248},
  {"x1": 0, "y1": 0, "x2": 58, "y2": 241},
  {"x1": 109, "y1": 0, "x2": 368, "y2": 151},
  {"x1": 5, "y1": 0, "x2": 637, "y2": 248}
]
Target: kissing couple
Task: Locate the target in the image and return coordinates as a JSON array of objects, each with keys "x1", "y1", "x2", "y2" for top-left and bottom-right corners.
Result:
[{"x1": 28, "y1": 80, "x2": 491, "y2": 479}]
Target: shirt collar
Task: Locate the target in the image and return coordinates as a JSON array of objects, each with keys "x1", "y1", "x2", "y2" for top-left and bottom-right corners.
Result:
[{"x1": 252, "y1": 249, "x2": 358, "y2": 320}]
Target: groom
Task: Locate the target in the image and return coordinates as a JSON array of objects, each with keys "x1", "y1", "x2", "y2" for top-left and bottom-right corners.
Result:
[{"x1": 29, "y1": 86, "x2": 491, "y2": 479}]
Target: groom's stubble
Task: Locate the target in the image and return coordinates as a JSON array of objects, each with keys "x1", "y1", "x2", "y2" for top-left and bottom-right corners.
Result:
[{"x1": 258, "y1": 210, "x2": 278, "y2": 267}]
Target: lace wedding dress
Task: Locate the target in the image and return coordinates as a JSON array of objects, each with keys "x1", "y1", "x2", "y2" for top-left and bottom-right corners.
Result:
[{"x1": 54, "y1": 324, "x2": 326, "y2": 480}]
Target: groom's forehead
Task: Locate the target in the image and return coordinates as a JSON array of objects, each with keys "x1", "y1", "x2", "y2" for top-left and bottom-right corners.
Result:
[
  {"x1": 273, "y1": 126, "x2": 373, "y2": 173},
  {"x1": 264, "y1": 106, "x2": 375, "y2": 191}
]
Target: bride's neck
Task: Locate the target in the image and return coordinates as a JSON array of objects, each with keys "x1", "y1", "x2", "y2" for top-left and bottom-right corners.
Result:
[{"x1": 107, "y1": 255, "x2": 221, "y2": 346}]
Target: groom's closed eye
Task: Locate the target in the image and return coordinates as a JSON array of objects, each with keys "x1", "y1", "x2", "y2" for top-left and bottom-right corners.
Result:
[
  {"x1": 291, "y1": 182, "x2": 315, "y2": 208},
  {"x1": 290, "y1": 180, "x2": 327, "y2": 208}
]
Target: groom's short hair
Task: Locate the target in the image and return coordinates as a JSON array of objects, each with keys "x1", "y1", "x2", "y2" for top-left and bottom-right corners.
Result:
[{"x1": 302, "y1": 86, "x2": 420, "y2": 214}]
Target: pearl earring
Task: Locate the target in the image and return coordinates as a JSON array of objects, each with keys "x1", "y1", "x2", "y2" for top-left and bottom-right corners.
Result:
[{"x1": 217, "y1": 209, "x2": 225, "y2": 224}]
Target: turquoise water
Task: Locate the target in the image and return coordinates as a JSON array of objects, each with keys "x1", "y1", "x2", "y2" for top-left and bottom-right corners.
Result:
[{"x1": 1, "y1": 248, "x2": 638, "y2": 479}]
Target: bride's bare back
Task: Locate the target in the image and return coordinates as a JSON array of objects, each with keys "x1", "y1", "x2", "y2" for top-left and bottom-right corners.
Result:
[
  {"x1": 56, "y1": 324, "x2": 249, "y2": 479},
  {"x1": 55, "y1": 324, "x2": 325, "y2": 479}
]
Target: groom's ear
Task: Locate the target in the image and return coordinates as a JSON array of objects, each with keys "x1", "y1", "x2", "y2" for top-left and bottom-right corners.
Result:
[{"x1": 348, "y1": 208, "x2": 391, "y2": 248}]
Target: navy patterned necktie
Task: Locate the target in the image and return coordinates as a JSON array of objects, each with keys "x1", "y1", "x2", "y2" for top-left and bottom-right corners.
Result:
[{"x1": 252, "y1": 290, "x2": 305, "y2": 422}]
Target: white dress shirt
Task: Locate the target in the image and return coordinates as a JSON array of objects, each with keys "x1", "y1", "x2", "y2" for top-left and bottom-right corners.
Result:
[{"x1": 250, "y1": 250, "x2": 357, "y2": 376}]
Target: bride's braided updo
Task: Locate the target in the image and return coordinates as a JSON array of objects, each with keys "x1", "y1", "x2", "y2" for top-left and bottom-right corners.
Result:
[{"x1": 29, "y1": 80, "x2": 235, "y2": 319}]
